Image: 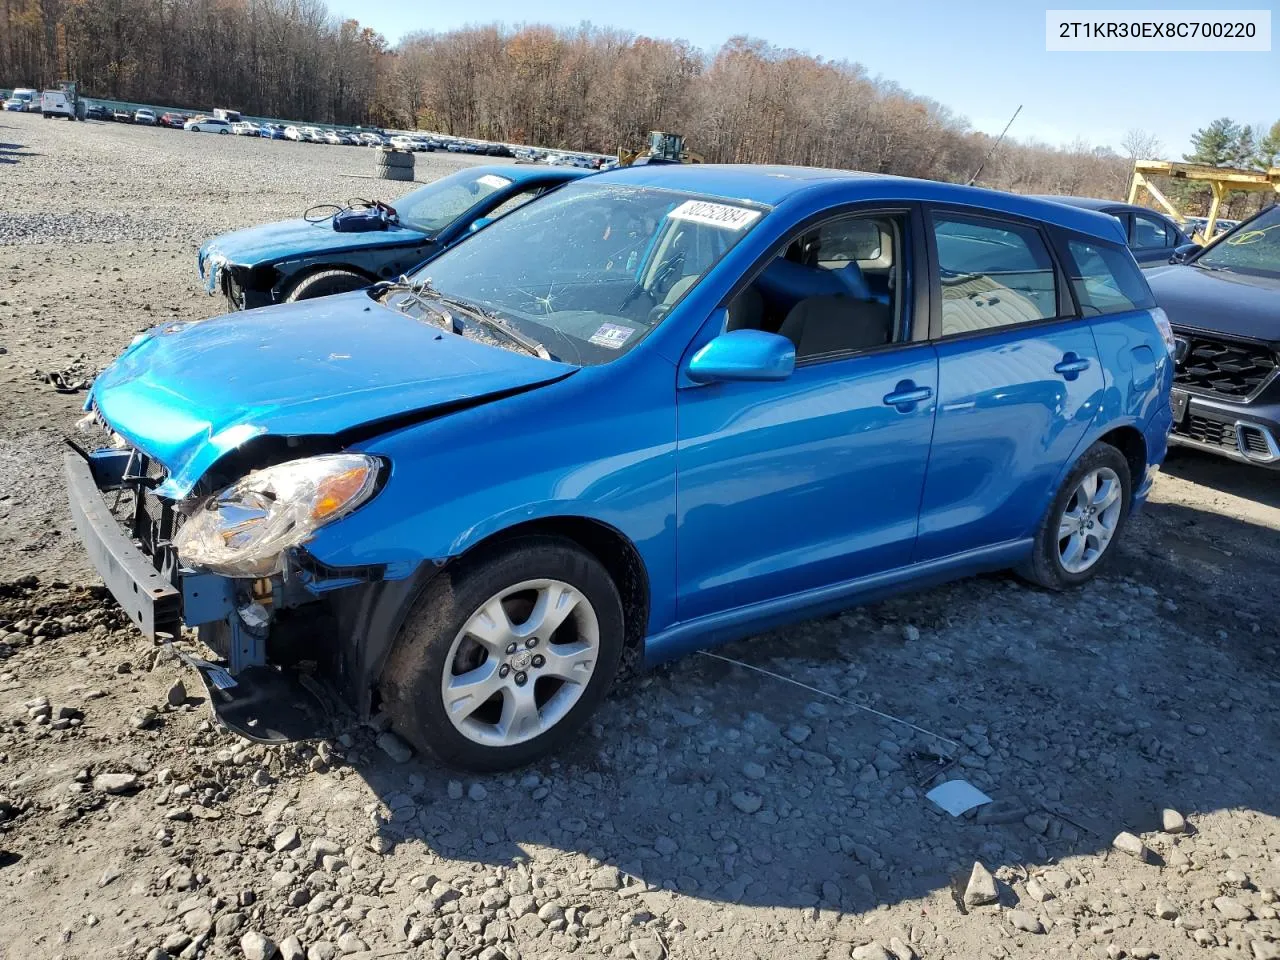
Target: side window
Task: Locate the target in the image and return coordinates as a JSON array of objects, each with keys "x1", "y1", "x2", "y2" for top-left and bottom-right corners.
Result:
[
  {"x1": 932, "y1": 214, "x2": 1059, "y2": 336},
  {"x1": 1063, "y1": 238, "x2": 1157, "y2": 317},
  {"x1": 725, "y1": 213, "x2": 907, "y2": 362},
  {"x1": 485, "y1": 187, "x2": 545, "y2": 221},
  {"x1": 1130, "y1": 213, "x2": 1172, "y2": 249}
]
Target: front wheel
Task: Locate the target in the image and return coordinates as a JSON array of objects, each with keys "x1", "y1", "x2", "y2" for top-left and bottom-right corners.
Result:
[
  {"x1": 284, "y1": 268, "x2": 370, "y2": 302},
  {"x1": 380, "y1": 537, "x2": 625, "y2": 770},
  {"x1": 1021, "y1": 442, "x2": 1131, "y2": 590}
]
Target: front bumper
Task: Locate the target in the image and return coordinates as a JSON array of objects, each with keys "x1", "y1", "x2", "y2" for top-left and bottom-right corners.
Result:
[
  {"x1": 64, "y1": 449, "x2": 236, "y2": 639},
  {"x1": 1168, "y1": 389, "x2": 1280, "y2": 468}
]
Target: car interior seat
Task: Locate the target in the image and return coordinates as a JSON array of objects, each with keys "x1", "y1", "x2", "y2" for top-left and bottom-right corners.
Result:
[{"x1": 778, "y1": 295, "x2": 893, "y2": 359}]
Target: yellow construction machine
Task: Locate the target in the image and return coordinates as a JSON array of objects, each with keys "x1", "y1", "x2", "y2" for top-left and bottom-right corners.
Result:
[{"x1": 618, "y1": 131, "x2": 703, "y2": 167}]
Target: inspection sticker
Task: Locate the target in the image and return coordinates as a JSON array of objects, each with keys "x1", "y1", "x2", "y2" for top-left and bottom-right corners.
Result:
[
  {"x1": 476, "y1": 174, "x2": 512, "y2": 189},
  {"x1": 667, "y1": 199, "x2": 762, "y2": 230},
  {"x1": 588, "y1": 322, "x2": 636, "y2": 349}
]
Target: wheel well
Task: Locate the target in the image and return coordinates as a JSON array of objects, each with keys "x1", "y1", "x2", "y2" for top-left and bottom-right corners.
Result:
[
  {"x1": 462, "y1": 517, "x2": 650, "y2": 665},
  {"x1": 274, "y1": 263, "x2": 377, "y2": 298},
  {"x1": 1098, "y1": 426, "x2": 1147, "y2": 495}
]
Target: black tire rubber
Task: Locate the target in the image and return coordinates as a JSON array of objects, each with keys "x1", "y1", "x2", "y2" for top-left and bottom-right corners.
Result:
[
  {"x1": 379, "y1": 536, "x2": 625, "y2": 771},
  {"x1": 1020, "y1": 441, "x2": 1132, "y2": 591},
  {"x1": 283, "y1": 268, "x2": 370, "y2": 302},
  {"x1": 376, "y1": 165, "x2": 414, "y2": 182}
]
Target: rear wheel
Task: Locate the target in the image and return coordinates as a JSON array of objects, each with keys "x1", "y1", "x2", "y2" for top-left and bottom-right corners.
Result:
[
  {"x1": 380, "y1": 537, "x2": 624, "y2": 770},
  {"x1": 283, "y1": 268, "x2": 370, "y2": 302},
  {"x1": 1022, "y1": 442, "x2": 1131, "y2": 590}
]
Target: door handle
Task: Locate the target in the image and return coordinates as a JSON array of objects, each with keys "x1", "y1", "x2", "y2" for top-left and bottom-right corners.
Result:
[
  {"x1": 1054, "y1": 354, "x2": 1091, "y2": 380},
  {"x1": 882, "y1": 381, "x2": 933, "y2": 411}
]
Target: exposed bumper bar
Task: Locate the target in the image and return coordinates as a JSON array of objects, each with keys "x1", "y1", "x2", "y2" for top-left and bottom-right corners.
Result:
[{"x1": 64, "y1": 450, "x2": 182, "y2": 638}]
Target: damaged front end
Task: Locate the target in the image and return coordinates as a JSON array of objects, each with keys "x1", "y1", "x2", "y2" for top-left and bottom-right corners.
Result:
[{"x1": 64, "y1": 418, "x2": 431, "y2": 743}]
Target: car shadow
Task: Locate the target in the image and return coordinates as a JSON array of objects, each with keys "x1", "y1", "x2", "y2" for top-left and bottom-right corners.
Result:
[{"x1": 318, "y1": 495, "x2": 1280, "y2": 915}]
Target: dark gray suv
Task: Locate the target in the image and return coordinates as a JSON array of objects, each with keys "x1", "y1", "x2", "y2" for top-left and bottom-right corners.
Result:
[
  {"x1": 1037, "y1": 197, "x2": 1192, "y2": 266},
  {"x1": 1146, "y1": 204, "x2": 1280, "y2": 468}
]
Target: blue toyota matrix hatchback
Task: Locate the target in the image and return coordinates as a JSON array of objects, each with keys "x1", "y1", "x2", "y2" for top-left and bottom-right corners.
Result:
[{"x1": 67, "y1": 165, "x2": 1174, "y2": 769}]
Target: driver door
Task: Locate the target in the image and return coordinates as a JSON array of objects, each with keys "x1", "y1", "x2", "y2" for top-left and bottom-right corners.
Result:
[{"x1": 674, "y1": 208, "x2": 938, "y2": 621}]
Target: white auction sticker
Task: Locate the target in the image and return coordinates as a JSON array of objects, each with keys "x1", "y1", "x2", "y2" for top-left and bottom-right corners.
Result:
[
  {"x1": 667, "y1": 199, "x2": 762, "y2": 230},
  {"x1": 477, "y1": 174, "x2": 512, "y2": 188}
]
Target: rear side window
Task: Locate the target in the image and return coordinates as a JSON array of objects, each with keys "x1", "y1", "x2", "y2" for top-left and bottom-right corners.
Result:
[
  {"x1": 932, "y1": 215, "x2": 1059, "y2": 335},
  {"x1": 1063, "y1": 239, "x2": 1156, "y2": 317},
  {"x1": 1130, "y1": 213, "x2": 1172, "y2": 250}
]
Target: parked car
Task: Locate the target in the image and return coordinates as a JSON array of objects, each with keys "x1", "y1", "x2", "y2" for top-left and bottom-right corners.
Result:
[
  {"x1": 6, "y1": 87, "x2": 38, "y2": 111},
  {"x1": 86, "y1": 104, "x2": 114, "y2": 121},
  {"x1": 73, "y1": 165, "x2": 1172, "y2": 769},
  {"x1": 283, "y1": 125, "x2": 303, "y2": 141},
  {"x1": 133, "y1": 108, "x2": 157, "y2": 125},
  {"x1": 1035, "y1": 196, "x2": 1191, "y2": 266},
  {"x1": 158, "y1": 112, "x2": 188, "y2": 128},
  {"x1": 1146, "y1": 204, "x2": 1280, "y2": 468},
  {"x1": 388, "y1": 135, "x2": 416, "y2": 151},
  {"x1": 358, "y1": 132, "x2": 385, "y2": 147},
  {"x1": 231, "y1": 121, "x2": 260, "y2": 136},
  {"x1": 40, "y1": 88, "x2": 76, "y2": 120},
  {"x1": 301, "y1": 126, "x2": 325, "y2": 143},
  {"x1": 114, "y1": 109, "x2": 134, "y2": 123},
  {"x1": 199, "y1": 165, "x2": 590, "y2": 309},
  {"x1": 185, "y1": 117, "x2": 232, "y2": 134},
  {"x1": 213, "y1": 108, "x2": 243, "y2": 123},
  {"x1": 263, "y1": 124, "x2": 287, "y2": 140}
]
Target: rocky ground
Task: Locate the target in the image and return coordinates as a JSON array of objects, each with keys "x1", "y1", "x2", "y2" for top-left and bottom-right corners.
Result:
[{"x1": 2, "y1": 115, "x2": 1280, "y2": 960}]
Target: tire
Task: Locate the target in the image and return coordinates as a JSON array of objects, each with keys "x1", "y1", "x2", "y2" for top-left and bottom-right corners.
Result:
[
  {"x1": 1021, "y1": 441, "x2": 1132, "y2": 590},
  {"x1": 380, "y1": 536, "x2": 625, "y2": 771},
  {"x1": 376, "y1": 165, "x2": 414, "y2": 182},
  {"x1": 218, "y1": 128, "x2": 229, "y2": 135},
  {"x1": 283, "y1": 268, "x2": 370, "y2": 302},
  {"x1": 376, "y1": 148, "x2": 414, "y2": 169}
]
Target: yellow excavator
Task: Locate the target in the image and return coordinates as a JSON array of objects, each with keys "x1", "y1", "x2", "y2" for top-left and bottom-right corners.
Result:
[{"x1": 617, "y1": 131, "x2": 703, "y2": 167}]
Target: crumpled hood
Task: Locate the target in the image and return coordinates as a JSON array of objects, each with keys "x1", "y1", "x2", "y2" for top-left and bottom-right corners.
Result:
[
  {"x1": 1146, "y1": 263, "x2": 1280, "y2": 344},
  {"x1": 198, "y1": 217, "x2": 430, "y2": 291},
  {"x1": 90, "y1": 292, "x2": 575, "y2": 498}
]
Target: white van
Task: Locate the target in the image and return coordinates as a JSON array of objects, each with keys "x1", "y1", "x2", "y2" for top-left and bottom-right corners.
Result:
[
  {"x1": 40, "y1": 89, "x2": 75, "y2": 119},
  {"x1": 213, "y1": 108, "x2": 243, "y2": 123}
]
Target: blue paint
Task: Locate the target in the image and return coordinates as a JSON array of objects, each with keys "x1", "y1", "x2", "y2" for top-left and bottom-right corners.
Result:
[{"x1": 83, "y1": 163, "x2": 1171, "y2": 676}]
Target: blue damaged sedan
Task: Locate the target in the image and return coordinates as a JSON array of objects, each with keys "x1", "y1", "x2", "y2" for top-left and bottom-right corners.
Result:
[
  {"x1": 67, "y1": 164, "x2": 1173, "y2": 770},
  {"x1": 197, "y1": 164, "x2": 590, "y2": 309}
]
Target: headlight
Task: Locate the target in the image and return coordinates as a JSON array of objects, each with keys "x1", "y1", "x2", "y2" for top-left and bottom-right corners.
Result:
[
  {"x1": 1151, "y1": 307, "x2": 1177, "y2": 357},
  {"x1": 174, "y1": 454, "x2": 381, "y2": 577}
]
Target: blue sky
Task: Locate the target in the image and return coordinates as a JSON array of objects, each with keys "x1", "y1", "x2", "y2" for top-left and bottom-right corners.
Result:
[{"x1": 331, "y1": 0, "x2": 1278, "y2": 155}]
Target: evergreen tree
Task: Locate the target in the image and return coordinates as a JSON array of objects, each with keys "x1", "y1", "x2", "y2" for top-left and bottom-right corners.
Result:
[{"x1": 1184, "y1": 117, "x2": 1243, "y2": 166}]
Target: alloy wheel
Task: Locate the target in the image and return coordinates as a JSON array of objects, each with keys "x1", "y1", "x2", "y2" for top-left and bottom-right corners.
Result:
[
  {"x1": 1057, "y1": 466, "x2": 1123, "y2": 574},
  {"x1": 440, "y1": 578, "x2": 599, "y2": 747}
]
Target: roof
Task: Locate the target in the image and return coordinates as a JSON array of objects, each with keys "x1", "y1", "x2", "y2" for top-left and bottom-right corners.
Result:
[
  {"x1": 491, "y1": 164, "x2": 592, "y2": 185},
  {"x1": 589, "y1": 164, "x2": 1128, "y2": 244},
  {"x1": 1032, "y1": 195, "x2": 1119, "y2": 212}
]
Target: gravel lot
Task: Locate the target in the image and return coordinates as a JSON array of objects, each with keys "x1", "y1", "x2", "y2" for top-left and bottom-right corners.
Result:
[{"x1": 2, "y1": 115, "x2": 1280, "y2": 960}]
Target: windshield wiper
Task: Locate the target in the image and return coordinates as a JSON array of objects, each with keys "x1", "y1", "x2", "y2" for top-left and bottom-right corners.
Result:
[{"x1": 377, "y1": 276, "x2": 553, "y2": 361}]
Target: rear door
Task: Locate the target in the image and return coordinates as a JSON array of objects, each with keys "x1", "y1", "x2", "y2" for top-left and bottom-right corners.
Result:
[{"x1": 915, "y1": 209, "x2": 1104, "y2": 561}]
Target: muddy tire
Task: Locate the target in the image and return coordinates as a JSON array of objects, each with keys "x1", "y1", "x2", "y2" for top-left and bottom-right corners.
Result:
[
  {"x1": 1021, "y1": 441, "x2": 1132, "y2": 591},
  {"x1": 283, "y1": 268, "x2": 370, "y2": 302},
  {"x1": 376, "y1": 148, "x2": 414, "y2": 169},
  {"x1": 376, "y1": 165, "x2": 413, "y2": 182},
  {"x1": 379, "y1": 536, "x2": 625, "y2": 771}
]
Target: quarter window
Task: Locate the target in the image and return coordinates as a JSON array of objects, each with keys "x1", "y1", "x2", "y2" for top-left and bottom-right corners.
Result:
[
  {"x1": 1064, "y1": 239, "x2": 1157, "y2": 317},
  {"x1": 932, "y1": 215, "x2": 1059, "y2": 335}
]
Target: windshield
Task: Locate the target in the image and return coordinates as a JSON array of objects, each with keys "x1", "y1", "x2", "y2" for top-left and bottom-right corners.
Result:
[
  {"x1": 1197, "y1": 205, "x2": 1280, "y2": 279},
  {"x1": 404, "y1": 181, "x2": 766, "y2": 365},
  {"x1": 395, "y1": 169, "x2": 517, "y2": 235}
]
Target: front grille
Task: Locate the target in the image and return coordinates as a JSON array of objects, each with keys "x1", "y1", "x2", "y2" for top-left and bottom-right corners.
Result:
[
  {"x1": 1174, "y1": 335, "x2": 1277, "y2": 401},
  {"x1": 1176, "y1": 414, "x2": 1237, "y2": 450}
]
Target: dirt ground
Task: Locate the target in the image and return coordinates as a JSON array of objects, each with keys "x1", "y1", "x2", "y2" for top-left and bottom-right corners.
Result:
[{"x1": 2, "y1": 115, "x2": 1279, "y2": 960}]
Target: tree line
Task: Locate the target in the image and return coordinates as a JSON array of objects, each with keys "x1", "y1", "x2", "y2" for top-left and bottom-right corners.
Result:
[{"x1": 3, "y1": 0, "x2": 1277, "y2": 214}]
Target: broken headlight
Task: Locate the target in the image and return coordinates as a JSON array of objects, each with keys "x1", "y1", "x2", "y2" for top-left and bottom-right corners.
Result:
[{"x1": 173, "y1": 454, "x2": 381, "y2": 577}]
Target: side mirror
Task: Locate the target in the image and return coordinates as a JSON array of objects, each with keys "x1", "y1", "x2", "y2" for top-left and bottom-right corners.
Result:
[
  {"x1": 1170, "y1": 243, "x2": 1202, "y2": 264},
  {"x1": 468, "y1": 217, "x2": 493, "y2": 234},
  {"x1": 687, "y1": 327, "x2": 795, "y2": 384}
]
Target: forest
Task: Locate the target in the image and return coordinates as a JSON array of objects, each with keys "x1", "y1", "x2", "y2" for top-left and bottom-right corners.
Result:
[{"x1": 3, "y1": 0, "x2": 1278, "y2": 213}]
